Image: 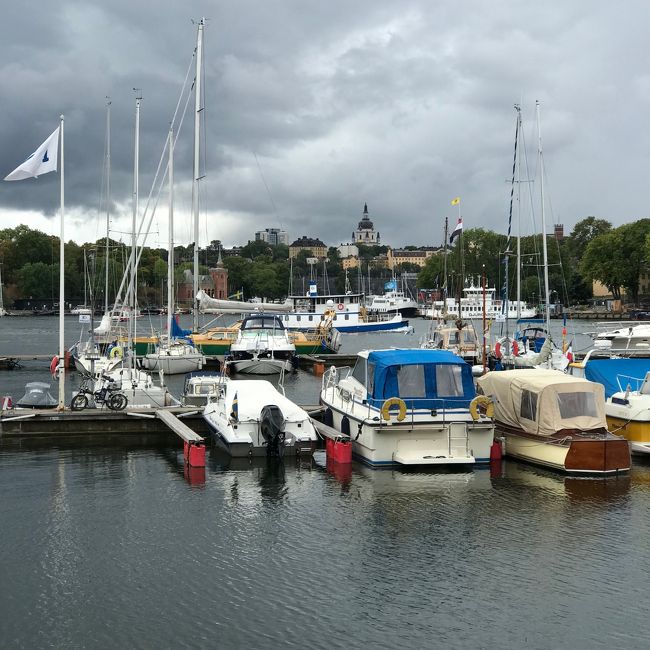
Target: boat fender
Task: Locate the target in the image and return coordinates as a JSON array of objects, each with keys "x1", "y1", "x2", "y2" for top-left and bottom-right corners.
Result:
[
  {"x1": 381, "y1": 397, "x2": 407, "y2": 422},
  {"x1": 494, "y1": 338, "x2": 518, "y2": 359},
  {"x1": 50, "y1": 356, "x2": 59, "y2": 377},
  {"x1": 109, "y1": 346, "x2": 123, "y2": 359},
  {"x1": 337, "y1": 303, "x2": 345, "y2": 311},
  {"x1": 469, "y1": 395, "x2": 494, "y2": 421}
]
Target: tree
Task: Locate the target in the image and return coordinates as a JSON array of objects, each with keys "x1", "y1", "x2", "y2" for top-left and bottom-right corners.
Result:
[
  {"x1": 567, "y1": 216, "x2": 612, "y2": 260},
  {"x1": 417, "y1": 254, "x2": 444, "y2": 289}
]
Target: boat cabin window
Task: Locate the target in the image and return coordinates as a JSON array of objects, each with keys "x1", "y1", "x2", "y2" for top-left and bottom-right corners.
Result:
[
  {"x1": 557, "y1": 392, "x2": 598, "y2": 419},
  {"x1": 520, "y1": 390, "x2": 538, "y2": 421},
  {"x1": 367, "y1": 362, "x2": 375, "y2": 394},
  {"x1": 244, "y1": 317, "x2": 283, "y2": 330},
  {"x1": 397, "y1": 364, "x2": 427, "y2": 398},
  {"x1": 463, "y1": 331, "x2": 476, "y2": 343},
  {"x1": 435, "y1": 365, "x2": 463, "y2": 397},
  {"x1": 194, "y1": 384, "x2": 216, "y2": 395},
  {"x1": 351, "y1": 358, "x2": 366, "y2": 385}
]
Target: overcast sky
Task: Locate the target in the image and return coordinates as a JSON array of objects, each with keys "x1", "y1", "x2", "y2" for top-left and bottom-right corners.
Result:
[{"x1": 0, "y1": 0, "x2": 648, "y2": 250}]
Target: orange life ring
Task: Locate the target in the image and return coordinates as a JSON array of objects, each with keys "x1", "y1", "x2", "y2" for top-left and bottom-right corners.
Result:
[
  {"x1": 337, "y1": 303, "x2": 345, "y2": 311},
  {"x1": 50, "y1": 356, "x2": 59, "y2": 376},
  {"x1": 494, "y1": 338, "x2": 519, "y2": 359}
]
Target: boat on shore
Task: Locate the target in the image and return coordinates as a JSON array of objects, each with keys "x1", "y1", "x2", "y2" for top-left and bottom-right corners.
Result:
[
  {"x1": 476, "y1": 370, "x2": 630, "y2": 474},
  {"x1": 203, "y1": 378, "x2": 318, "y2": 457},
  {"x1": 319, "y1": 348, "x2": 495, "y2": 467}
]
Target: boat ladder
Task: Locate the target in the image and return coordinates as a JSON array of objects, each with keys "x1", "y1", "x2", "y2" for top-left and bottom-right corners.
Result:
[{"x1": 448, "y1": 422, "x2": 471, "y2": 459}]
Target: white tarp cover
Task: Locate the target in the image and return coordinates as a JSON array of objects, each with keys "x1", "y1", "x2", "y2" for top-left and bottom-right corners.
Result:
[
  {"x1": 476, "y1": 369, "x2": 606, "y2": 437},
  {"x1": 197, "y1": 290, "x2": 293, "y2": 313}
]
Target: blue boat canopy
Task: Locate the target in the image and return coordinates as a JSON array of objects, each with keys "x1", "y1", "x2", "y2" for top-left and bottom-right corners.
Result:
[
  {"x1": 583, "y1": 358, "x2": 650, "y2": 398},
  {"x1": 363, "y1": 349, "x2": 475, "y2": 409}
]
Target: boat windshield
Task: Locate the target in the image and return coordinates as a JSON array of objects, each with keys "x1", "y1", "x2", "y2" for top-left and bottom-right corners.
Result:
[
  {"x1": 557, "y1": 392, "x2": 598, "y2": 419},
  {"x1": 351, "y1": 357, "x2": 366, "y2": 385}
]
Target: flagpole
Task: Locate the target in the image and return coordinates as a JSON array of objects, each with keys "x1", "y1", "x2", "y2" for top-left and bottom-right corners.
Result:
[{"x1": 58, "y1": 114, "x2": 65, "y2": 410}]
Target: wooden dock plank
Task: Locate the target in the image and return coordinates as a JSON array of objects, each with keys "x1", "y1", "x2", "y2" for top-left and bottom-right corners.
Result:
[
  {"x1": 155, "y1": 409, "x2": 204, "y2": 443},
  {"x1": 311, "y1": 418, "x2": 350, "y2": 441}
]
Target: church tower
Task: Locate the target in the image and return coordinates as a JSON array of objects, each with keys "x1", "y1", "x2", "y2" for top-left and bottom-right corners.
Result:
[
  {"x1": 353, "y1": 203, "x2": 380, "y2": 245},
  {"x1": 209, "y1": 247, "x2": 229, "y2": 299}
]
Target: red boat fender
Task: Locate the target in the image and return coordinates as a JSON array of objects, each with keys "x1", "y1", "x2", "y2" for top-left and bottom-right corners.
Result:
[
  {"x1": 490, "y1": 438, "x2": 503, "y2": 461},
  {"x1": 50, "y1": 356, "x2": 59, "y2": 376}
]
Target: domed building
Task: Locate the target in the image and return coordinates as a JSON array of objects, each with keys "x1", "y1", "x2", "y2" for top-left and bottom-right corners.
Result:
[{"x1": 353, "y1": 203, "x2": 380, "y2": 245}]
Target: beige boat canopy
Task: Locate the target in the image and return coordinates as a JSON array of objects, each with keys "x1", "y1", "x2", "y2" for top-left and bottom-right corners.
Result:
[{"x1": 476, "y1": 370, "x2": 607, "y2": 437}]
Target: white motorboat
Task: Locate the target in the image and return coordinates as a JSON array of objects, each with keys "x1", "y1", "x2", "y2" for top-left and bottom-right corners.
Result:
[
  {"x1": 226, "y1": 314, "x2": 296, "y2": 375},
  {"x1": 319, "y1": 348, "x2": 495, "y2": 467},
  {"x1": 606, "y1": 373, "x2": 650, "y2": 455},
  {"x1": 141, "y1": 339, "x2": 205, "y2": 375},
  {"x1": 181, "y1": 371, "x2": 225, "y2": 407},
  {"x1": 592, "y1": 322, "x2": 650, "y2": 354},
  {"x1": 203, "y1": 378, "x2": 318, "y2": 457}
]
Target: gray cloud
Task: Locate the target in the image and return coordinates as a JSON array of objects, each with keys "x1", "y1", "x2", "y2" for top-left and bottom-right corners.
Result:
[{"x1": 1, "y1": 0, "x2": 649, "y2": 249}]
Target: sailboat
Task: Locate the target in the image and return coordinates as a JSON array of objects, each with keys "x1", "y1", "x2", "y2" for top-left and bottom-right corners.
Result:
[
  {"x1": 141, "y1": 127, "x2": 205, "y2": 374},
  {"x1": 491, "y1": 103, "x2": 566, "y2": 371}
]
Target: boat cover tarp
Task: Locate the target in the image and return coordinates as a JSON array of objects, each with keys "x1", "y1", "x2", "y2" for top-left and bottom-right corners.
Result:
[
  {"x1": 367, "y1": 348, "x2": 475, "y2": 409},
  {"x1": 583, "y1": 358, "x2": 650, "y2": 398},
  {"x1": 225, "y1": 380, "x2": 309, "y2": 422},
  {"x1": 197, "y1": 289, "x2": 293, "y2": 313},
  {"x1": 477, "y1": 369, "x2": 606, "y2": 437}
]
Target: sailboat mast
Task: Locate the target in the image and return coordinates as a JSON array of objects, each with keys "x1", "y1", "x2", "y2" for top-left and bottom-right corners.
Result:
[
  {"x1": 128, "y1": 95, "x2": 141, "y2": 373},
  {"x1": 536, "y1": 100, "x2": 551, "y2": 332},
  {"x1": 104, "y1": 99, "x2": 111, "y2": 315},
  {"x1": 443, "y1": 216, "x2": 448, "y2": 317},
  {"x1": 515, "y1": 104, "x2": 522, "y2": 320},
  {"x1": 167, "y1": 127, "x2": 174, "y2": 339},
  {"x1": 192, "y1": 18, "x2": 205, "y2": 333}
]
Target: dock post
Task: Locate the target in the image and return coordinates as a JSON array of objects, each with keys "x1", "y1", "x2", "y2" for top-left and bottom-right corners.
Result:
[{"x1": 184, "y1": 440, "x2": 206, "y2": 467}]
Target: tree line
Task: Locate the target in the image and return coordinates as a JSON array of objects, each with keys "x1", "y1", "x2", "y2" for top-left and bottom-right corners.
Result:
[{"x1": 0, "y1": 217, "x2": 647, "y2": 307}]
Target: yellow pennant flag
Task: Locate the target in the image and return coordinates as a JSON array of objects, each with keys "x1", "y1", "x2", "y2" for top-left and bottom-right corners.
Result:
[{"x1": 451, "y1": 197, "x2": 460, "y2": 206}]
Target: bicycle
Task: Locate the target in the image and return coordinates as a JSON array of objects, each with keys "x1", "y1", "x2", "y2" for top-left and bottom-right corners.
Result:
[{"x1": 71, "y1": 373, "x2": 128, "y2": 411}]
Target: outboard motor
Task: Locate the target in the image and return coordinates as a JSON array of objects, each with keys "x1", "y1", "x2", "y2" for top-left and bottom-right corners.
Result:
[{"x1": 260, "y1": 404, "x2": 286, "y2": 458}]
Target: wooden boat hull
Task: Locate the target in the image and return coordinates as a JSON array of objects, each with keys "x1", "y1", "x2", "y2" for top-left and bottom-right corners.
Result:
[{"x1": 498, "y1": 423, "x2": 631, "y2": 474}]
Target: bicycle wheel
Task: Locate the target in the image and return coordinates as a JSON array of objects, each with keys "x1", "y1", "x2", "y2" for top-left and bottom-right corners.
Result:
[
  {"x1": 108, "y1": 393, "x2": 127, "y2": 411},
  {"x1": 71, "y1": 393, "x2": 89, "y2": 411}
]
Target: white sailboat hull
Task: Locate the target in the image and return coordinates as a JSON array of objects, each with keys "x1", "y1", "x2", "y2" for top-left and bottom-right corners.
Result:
[{"x1": 141, "y1": 351, "x2": 205, "y2": 374}]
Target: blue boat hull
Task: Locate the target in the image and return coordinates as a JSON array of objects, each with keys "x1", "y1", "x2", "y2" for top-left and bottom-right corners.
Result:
[{"x1": 335, "y1": 320, "x2": 410, "y2": 333}]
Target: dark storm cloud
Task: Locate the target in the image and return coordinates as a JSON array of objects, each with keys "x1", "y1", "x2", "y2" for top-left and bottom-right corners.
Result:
[{"x1": 1, "y1": 1, "x2": 650, "y2": 247}]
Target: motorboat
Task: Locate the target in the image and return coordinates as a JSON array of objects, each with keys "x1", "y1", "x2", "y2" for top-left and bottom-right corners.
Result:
[
  {"x1": 606, "y1": 372, "x2": 650, "y2": 455},
  {"x1": 202, "y1": 378, "x2": 318, "y2": 457},
  {"x1": 141, "y1": 339, "x2": 205, "y2": 375},
  {"x1": 421, "y1": 319, "x2": 480, "y2": 365},
  {"x1": 181, "y1": 371, "x2": 225, "y2": 407},
  {"x1": 476, "y1": 370, "x2": 630, "y2": 474},
  {"x1": 367, "y1": 280, "x2": 419, "y2": 317},
  {"x1": 592, "y1": 322, "x2": 650, "y2": 354},
  {"x1": 319, "y1": 348, "x2": 495, "y2": 467},
  {"x1": 566, "y1": 350, "x2": 650, "y2": 455},
  {"x1": 226, "y1": 314, "x2": 296, "y2": 375},
  {"x1": 15, "y1": 382, "x2": 57, "y2": 409}
]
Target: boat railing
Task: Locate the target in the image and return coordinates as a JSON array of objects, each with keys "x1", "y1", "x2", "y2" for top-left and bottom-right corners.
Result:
[{"x1": 616, "y1": 373, "x2": 645, "y2": 393}]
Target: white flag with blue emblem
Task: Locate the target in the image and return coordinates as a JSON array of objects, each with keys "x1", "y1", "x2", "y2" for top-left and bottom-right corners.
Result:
[{"x1": 4, "y1": 126, "x2": 60, "y2": 181}]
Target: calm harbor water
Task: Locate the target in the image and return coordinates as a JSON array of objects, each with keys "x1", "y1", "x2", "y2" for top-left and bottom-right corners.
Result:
[{"x1": 1, "y1": 315, "x2": 649, "y2": 649}]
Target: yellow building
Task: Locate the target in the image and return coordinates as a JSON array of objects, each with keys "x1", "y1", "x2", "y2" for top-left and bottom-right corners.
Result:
[
  {"x1": 387, "y1": 247, "x2": 440, "y2": 269},
  {"x1": 289, "y1": 236, "x2": 327, "y2": 259}
]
